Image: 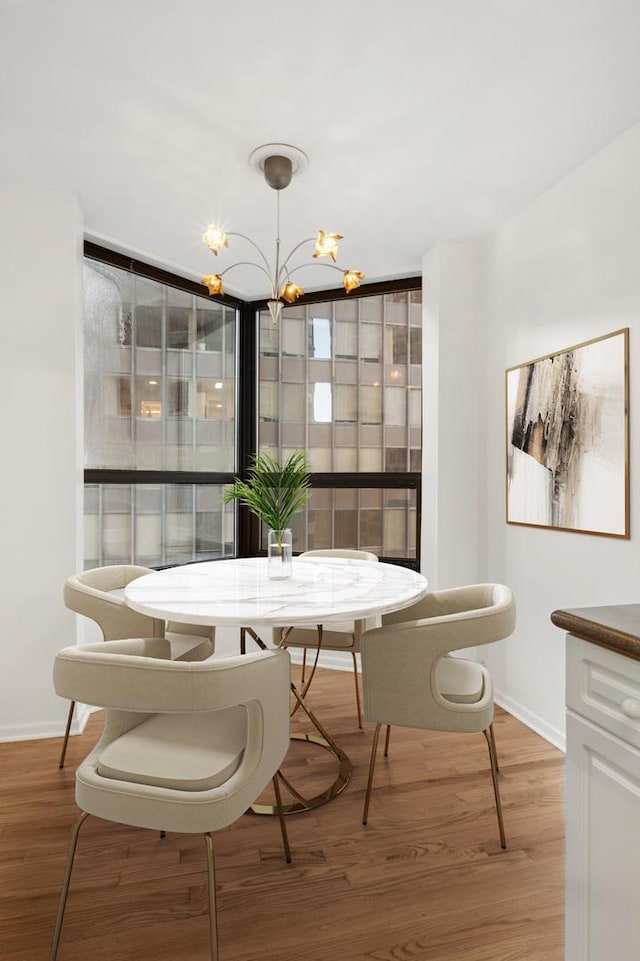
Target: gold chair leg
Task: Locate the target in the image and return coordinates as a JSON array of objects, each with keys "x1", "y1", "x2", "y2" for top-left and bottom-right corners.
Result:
[
  {"x1": 351, "y1": 652, "x2": 363, "y2": 729},
  {"x1": 483, "y1": 728, "x2": 507, "y2": 850},
  {"x1": 50, "y1": 811, "x2": 89, "y2": 961},
  {"x1": 204, "y1": 834, "x2": 219, "y2": 961},
  {"x1": 290, "y1": 626, "x2": 322, "y2": 716},
  {"x1": 272, "y1": 775, "x2": 292, "y2": 863},
  {"x1": 362, "y1": 722, "x2": 382, "y2": 825},
  {"x1": 301, "y1": 647, "x2": 307, "y2": 683},
  {"x1": 58, "y1": 700, "x2": 75, "y2": 769},
  {"x1": 488, "y1": 722, "x2": 500, "y2": 773},
  {"x1": 383, "y1": 724, "x2": 391, "y2": 757}
]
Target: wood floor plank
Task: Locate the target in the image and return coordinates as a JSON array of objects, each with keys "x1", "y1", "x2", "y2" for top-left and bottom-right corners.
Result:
[{"x1": 0, "y1": 666, "x2": 564, "y2": 961}]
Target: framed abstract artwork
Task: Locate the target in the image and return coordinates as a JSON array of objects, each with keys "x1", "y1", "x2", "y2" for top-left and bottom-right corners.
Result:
[{"x1": 506, "y1": 328, "x2": 629, "y2": 537}]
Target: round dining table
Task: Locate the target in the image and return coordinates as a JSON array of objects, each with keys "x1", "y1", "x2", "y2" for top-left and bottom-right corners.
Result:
[{"x1": 125, "y1": 555, "x2": 428, "y2": 814}]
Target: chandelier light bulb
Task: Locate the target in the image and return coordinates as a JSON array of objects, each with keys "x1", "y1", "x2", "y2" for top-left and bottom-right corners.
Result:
[
  {"x1": 313, "y1": 231, "x2": 343, "y2": 262},
  {"x1": 202, "y1": 226, "x2": 228, "y2": 254},
  {"x1": 343, "y1": 269, "x2": 364, "y2": 294},
  {"x1": 202, "y1": 273, "x2": 224, "y2": 296},
  {"x1": 281, "y1": 281, "x2": 304, "y2": 303}
]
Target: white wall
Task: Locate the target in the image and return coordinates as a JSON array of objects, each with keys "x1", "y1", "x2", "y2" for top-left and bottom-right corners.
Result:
[
  {"x1": 423, "y1": 121, "x2": 640, "y2": 749},
  {"x1": 422, "y1": 242, "x2": 483, "y2": 589},
  {"x1": 0, "y1": 183, "x2": 84, "y2": 741}
]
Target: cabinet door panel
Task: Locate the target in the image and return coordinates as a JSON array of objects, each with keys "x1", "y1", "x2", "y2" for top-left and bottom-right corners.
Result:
[{"x1": 565, "y1": 710, "x2": 640, "y2": 960}]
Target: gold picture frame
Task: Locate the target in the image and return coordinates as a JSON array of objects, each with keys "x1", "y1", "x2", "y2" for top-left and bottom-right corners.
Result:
[{"x1": 506, "y1": 328, "x2": 629, "y2": 538}]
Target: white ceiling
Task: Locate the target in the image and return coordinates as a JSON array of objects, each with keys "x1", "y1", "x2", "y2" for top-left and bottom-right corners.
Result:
[{"x1": 2, "y1": 0, "x2": 640, "y2": 300}]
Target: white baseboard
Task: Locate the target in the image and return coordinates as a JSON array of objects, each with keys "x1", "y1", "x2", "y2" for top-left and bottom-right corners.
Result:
[
  {"x1": 0, "y1": 702, "x2": 92, "y2": 743},
  {"x1": 494, "y1": 688, "x2": 566, "y2": 753}
]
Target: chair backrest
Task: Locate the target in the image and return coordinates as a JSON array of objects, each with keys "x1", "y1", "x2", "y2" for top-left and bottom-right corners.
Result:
[
  {"x1": 301, "y1": 549, "x2": 378, "y2": 563},
  {"x1": 64, "y1": 565, "x2": 163, "y2": 640},
  {"x1": 53, "y1": 640, "x2": 291, "y2": 832},
  {"x1": 360, "y1": 583, "x2": 516, "y2": 732}
]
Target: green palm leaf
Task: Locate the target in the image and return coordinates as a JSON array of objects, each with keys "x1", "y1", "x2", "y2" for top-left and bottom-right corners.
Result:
[{"x1": 223, "y1": 450, "x2": 311, "y2": 532}]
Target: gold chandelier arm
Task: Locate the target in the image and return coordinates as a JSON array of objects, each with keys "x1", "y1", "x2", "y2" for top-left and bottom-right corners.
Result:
[
  {"x1": 282, "y1": 260, "x2": 344, "y2": 281},
  {"x1": 281, "y1": 260, "x2": 364, "y2": 296},
  {"x1": 278, "y1": 238, "x2": 317, "y2": 280},
  {"x1": 218, "y1": 260, "x2": 273, "y2": 284},
  {"x1": 224, "y1": 232, "x2": 272, "y2": 274}
]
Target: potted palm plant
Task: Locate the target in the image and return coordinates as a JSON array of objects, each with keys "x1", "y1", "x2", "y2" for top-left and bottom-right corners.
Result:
[{"x1": 223, "y1": 450, "x2": 311, "y2": 579}]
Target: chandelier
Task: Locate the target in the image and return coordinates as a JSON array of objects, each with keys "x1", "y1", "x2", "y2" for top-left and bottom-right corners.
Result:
[{"x1": 201, "y1": 143, "x2": 364, "y2": 323}]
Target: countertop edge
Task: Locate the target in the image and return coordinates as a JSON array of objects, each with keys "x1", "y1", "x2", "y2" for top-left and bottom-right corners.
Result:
[{"x1": 551, "y1": 606, "x2": 640, "y2": 662}]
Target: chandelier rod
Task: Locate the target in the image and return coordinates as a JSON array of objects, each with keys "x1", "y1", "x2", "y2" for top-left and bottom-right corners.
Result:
[{"x1": 273, "y1": 189, "x2": 281, "y2": 299}]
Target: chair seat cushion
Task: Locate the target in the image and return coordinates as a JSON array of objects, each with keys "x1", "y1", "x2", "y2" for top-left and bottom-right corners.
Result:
[
  {"x1": 435, "y1": 656, "x2": 485, "y2": 704},
  {"x1": 96, "y1": 706, "x2": 247, "y2": 792}
]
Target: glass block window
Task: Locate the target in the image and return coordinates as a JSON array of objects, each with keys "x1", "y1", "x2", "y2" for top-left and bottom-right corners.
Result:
[
  {"x1": 258, "y1": 287, "x2": 421, "y2": 563},
  {"x1": 84, "y1": 260, "x2": 237, "y2": 473},
  {"x1": 258, "y1": 486, "x2": 418, "y2": 560},
  {"x1": 84, "y1": 483, "x2": 235, "y2": 568},
  {"x1": 83, "y1": 255, "x2": 239, "y2": 569},
  {"x1": 258, "y1": 291, "x2": 422, "y2": 472},
  {"x1": 84, "y1": 248, "x2": 420, "y2": 569}
]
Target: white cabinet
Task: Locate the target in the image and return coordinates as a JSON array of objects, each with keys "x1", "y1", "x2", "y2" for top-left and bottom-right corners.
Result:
[{"x1": 565, "y1": 634, "x2": 640, "y2": 960}]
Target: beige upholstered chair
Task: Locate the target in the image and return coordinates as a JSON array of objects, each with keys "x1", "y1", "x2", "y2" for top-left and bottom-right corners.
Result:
[
  {"x1": 360, "y1": 583, "x2": 516, "y2": 848},
  {"x1": 274, "y1": 549, "x2": 379, "y2": 727},
  {"x1": 60, "y1": 565, "x2": 215, "y2": 767},
  {"x1": 50, "y1": 640, "x2": 291, "y2": 961}
]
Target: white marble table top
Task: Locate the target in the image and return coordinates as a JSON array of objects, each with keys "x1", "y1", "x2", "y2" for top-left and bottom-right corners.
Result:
[{"x1": 124, "y1": 556, "x2": 428, "y2": 628}]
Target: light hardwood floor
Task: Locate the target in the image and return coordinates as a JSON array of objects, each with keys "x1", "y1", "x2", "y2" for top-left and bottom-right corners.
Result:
[{"x1": 1, "y1": 666, "x2": 564, "y2": 961}]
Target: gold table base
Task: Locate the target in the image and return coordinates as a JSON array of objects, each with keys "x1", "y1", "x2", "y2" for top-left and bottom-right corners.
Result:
[
  {"x1": 251, "y1": 732, "x2": 352, "y2": 816},
  {"x1": 241, "y1": 626, "x2": 353, "y2": 816}
]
